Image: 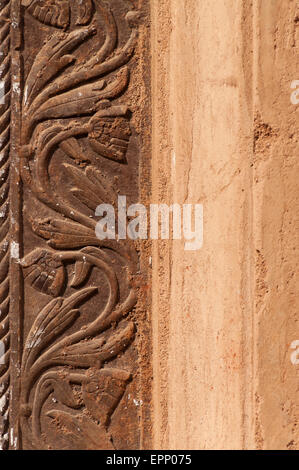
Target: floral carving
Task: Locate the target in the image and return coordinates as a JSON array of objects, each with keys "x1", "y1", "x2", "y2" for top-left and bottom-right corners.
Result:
[
  {"x1": 18, "y1": 0, "x2": 141, "y2": 449},
  {"x1": 21, "y1": 248, "x2": 65, "y2": 297},
  {"x1": 22, "y1": 0, "x2": 71, "y2": 29},
  {"x1": 22, "y1": 0, "x2": 94, "y2": 29},
  {"x1": 88, "y1": 106, "x2": 132, "y2": 163}
]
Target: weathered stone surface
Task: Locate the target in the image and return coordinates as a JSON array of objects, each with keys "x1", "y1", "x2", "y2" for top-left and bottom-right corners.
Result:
[
  {"x1": 0, "y1": 0, "x2": 150, "y2": 450},
  {"x1": 151, "y1": 0, "x2": 298, "y2": 451}
]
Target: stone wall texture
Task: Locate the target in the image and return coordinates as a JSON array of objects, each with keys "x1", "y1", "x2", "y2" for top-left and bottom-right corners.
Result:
[
  {"x1": 151, "y1": 0, "x2": 298, "y2": 450},
  {"x1": 0, "y1": 0, "x2": 298, "y2": 450}
]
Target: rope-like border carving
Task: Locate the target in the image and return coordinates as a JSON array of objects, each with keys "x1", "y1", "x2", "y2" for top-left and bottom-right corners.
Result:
[{"x1": 0, "y1": 0, "x2": 11, "y2": 451}]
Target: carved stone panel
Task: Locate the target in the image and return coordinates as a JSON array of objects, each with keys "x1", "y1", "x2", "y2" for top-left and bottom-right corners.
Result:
[{"x1": 0, "y1": 0, "x2": 150, "y2": 450}]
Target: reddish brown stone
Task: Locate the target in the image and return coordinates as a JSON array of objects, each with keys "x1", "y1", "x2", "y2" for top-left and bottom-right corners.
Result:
[{"x1": 0, "y1": 0, "x2": 150, "y2": 450}]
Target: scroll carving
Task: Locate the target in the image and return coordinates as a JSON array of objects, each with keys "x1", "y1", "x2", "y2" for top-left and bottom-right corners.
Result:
[{"x1": 0, "y1": 0, "x2": 148, "y2": 450}]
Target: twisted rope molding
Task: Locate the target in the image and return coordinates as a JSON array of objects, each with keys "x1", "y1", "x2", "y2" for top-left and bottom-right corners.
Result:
[{"x1": 0, "y1": 0, "x2": 11, "y2": 451}]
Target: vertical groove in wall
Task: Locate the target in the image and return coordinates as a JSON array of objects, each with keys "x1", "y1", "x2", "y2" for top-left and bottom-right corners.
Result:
[
  {"x1": 151, "y1": 0, "x2": 172, "y2": 450},
  {"x1": 251, "y1": 0, "x2": 299, "y2": 450},
  {"x1": 9, "y1": 0, "x2": 22, "y2": 450},
  {"x1": 240, "y1": 0, "x2": 255, "y2": 450},
  {"x1": 251, "y1": 0, "x2": 260, "y2": 450}
]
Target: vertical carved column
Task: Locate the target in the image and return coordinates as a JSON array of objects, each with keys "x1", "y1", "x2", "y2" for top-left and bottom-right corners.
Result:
[{"x1": 0, "y1": 0, "x2": 150, "y2": 450}]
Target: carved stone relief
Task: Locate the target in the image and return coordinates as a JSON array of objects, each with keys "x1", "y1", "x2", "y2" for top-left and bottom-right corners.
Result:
[{"x1": 0, "y1": 0, "x2": 150, "y2": 450}]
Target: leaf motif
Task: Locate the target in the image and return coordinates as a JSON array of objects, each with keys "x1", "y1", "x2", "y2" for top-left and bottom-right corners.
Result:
[
  {"x1": 31, "y1": 217, "x2": 93, "y2": 238},
  {"x1": 31, "y1": 217, "x2": 99, "y2": 249},
  {"x1": 87, "y1": 105, "x2": 132, "y2": 163},
  {"x1": 85, "y1": 166, "x2": 117, "y2": 204},
  {"x1": 70, "y1": 188, "x2": 102, "y2": 213},
  {"x1": 23, "y1": 287, "x2": 97, "y2": 372},
  {"x1": 64, "y1": 165, "x2": 106, "y2": 210},
  {"x1": 46, "y1": 412, "x2": 114, "y2": 450},
  {"x1": 82, "y1": 368, "x2": 131, "y2": 425},
  {"x1": 21, "y1": 4, "x2": 138, "y2": 142},
  {"x1": 31, "y1": 371, "x2": 80, "y2": 442},
  {"x1": 59, "y1": 137, "x2": 88, "y2": 163},
  {"x1": 34, "y1": 78, "x2": 106, "y2": 121},
  {"x1": 24, "y1": 27, "x2": 94, "y2": 108},
  {"x1": 49, "y1": 321, "x2": 135, "y2": 368},
  {"x1": 70, "y1": 247, "x2": 107, "y2": 287},
  {"x1": 22, "y1": 0, "x2": 70, "y2": 29},
  {"x1": 63, "y1": 163, "x2": 114, "y2": 211},
  {"x1": 33, "y1": 68, "x2": 129, "y2": 122},
  {"x1": 74, "y1": 0, "x2": 93, "y2": 26},
  {"x1": 63, "y1": 163, "x2": 118, "y2": 213},
  {"x1": 21, "y1": 248, "x2": 66, "y2": 297},
  {"x1": 23, "y1": 0, "x2": 94, "y2": 29},
  {"x1": 49, "y1": 377, "x2": 79, "y2": 409},
  {"x1": 70, "y1": 258, "x2": 92, "y2": 288}
]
